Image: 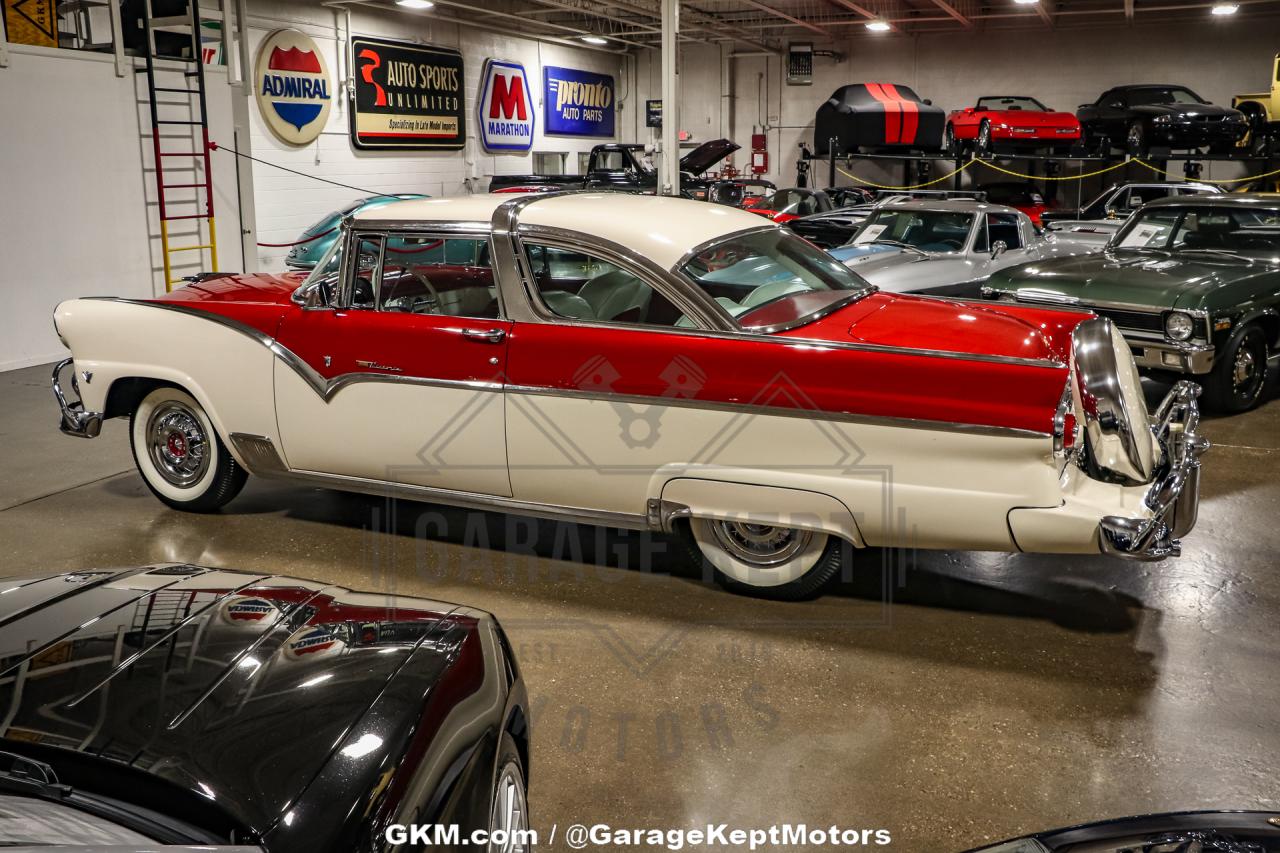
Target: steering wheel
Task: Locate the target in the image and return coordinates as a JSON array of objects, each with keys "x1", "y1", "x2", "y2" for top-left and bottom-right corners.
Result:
[{"x1": 410, "y1": 271, "x2": 441, "y2": 312}]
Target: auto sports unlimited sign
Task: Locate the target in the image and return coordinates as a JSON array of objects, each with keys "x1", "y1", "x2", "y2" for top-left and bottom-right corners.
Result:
[
  {"x1": 254, "y1": 29, "x2": 333, "y2": 146},
  {"x1": 544, "y1": 66, "x2": 615, "y2": 138},
  {"x1": 350, "y1": 37, "x2": 464, "y2": 151},
  {"x1": 478, "y1": 59, "x2": 535, "y2": 153}
]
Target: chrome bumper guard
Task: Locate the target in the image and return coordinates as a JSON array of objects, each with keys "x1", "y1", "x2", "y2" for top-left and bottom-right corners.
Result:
[
  {"x1": 1099, "y1": 381, "x2": 1209, "y2": 561},
  {"x1": 51, "y1": 357, "x2": 103, "y2": 439}
]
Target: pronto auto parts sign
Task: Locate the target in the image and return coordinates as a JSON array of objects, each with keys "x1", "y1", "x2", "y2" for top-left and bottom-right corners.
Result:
[
  {"x1": 350, "y1": 37, "x2": 464, "y2": 151},
  {"x1": 478, "y1": 59, "x2": 535, "y2": 153},
  {"x1": 544, "y1": 66, "x2": 615, "y2": 138},
  {"x1": 254, "y1": 29, "x2": 332, "y2": 146}
]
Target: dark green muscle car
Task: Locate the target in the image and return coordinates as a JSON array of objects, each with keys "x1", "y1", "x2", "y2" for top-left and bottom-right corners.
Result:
[{"x1": 983, "y1": 193, "x2": 1280, "y2": 412}]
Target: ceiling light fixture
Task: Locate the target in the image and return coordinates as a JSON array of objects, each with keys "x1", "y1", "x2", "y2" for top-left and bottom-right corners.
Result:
[
  {"x1": 1210, "y1": 3, "x2": 1238, "y2": 13},
  {"x1": 396, "y1": 0, "x2": 434, "y2": 9},
  {"x1": 580, "y1": 34, "x2": 609, "y2": 44},
  {"x1": 1013, "y1": 0, "x2": 1039, "y2": 5},
  {"x1": 865, "y1": 20, "x2": 891, "y2": 30}
]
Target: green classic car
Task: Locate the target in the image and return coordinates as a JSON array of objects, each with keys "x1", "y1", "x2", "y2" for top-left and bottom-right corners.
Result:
[{"x1": 983, "y1": 193, "x2": 1280, "y2": 413}]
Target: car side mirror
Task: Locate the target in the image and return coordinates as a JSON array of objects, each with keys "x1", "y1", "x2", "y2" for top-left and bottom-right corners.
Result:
[
  {"x1": 923, "y1": 99, "x2": 933, "y2": 106},
  {"x1": 990, "y1": 240, "x2": 1008, "y2": 260},
  {"x1": 1077, "y1": 104, "x2": 1091, "y2": 111},
  {"x1": 292, "y1": 281, "x2": 332, "y2": 310}
]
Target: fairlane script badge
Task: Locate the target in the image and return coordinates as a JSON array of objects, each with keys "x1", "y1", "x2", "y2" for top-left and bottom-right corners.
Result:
[
  {"x1": 254, "y1": 29, "x2": 332, "y2": 145},
  {"x1": 479, "y1": 59, "x2": 536, "y2": 153},
  {"x1": 350, "y1": 37, "x2": 465, "y2": 151}
]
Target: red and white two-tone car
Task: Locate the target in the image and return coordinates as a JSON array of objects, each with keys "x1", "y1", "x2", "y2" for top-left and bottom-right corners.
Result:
[
  {"x1": 52, "y1": 193, "x2": 1206, "y2": 599},
  {"x1": 946, "y1": 96, "x2": 1083, "y2": 156}
]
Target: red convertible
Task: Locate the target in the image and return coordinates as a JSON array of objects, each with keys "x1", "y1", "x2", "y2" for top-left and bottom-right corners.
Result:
[
  {"x1": 52, "y1": 193, "x2": 1206, "y2": 600},
  {"x1": 946, "y1": 96, "x2": 1082, "y2": 156}
]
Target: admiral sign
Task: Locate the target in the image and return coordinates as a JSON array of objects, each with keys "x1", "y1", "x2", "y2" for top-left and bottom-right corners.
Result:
[
  {"x1": 254, "y1": 29, "x2": 332, "y2": 146},
  {"x1": 544, "y1": 66, "x2": 616, "y2": 138},
  {"x1": 351, "y1": 37, "x2": 465, "y2": 151},
  {"x1": 478, "y1": 59, "x2": 535, "y2": 153}
]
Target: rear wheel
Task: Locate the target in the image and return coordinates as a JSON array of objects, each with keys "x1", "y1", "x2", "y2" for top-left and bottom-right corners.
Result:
[
  {"x1": 1202, "y1": 324, "x2": 1269, "y2": 413},
  {"x1": 129, "y1": 386, "x2": 247, "y2": 512},
  {"x1": 943, "y1": 124, "x2": 960, "y2": 158},
  {"x1": 683, "y1": 517, "x2": 846, "y2": 600},
  {"x1": 976, "y1": 120, "x2": 993, "y2": 156}
]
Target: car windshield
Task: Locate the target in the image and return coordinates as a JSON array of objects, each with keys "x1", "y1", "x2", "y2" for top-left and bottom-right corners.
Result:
[
  {"x1": 977, "y1": 96, "x2": 1047, "y2": 112},
  {"x1": 850, "y1": 209, "x2": 975, "y2": 252},
  {"x1": 1127, "y1": 86, "x2": 1205, "y2": 106},
  {"x1": 755, "y1": 190, "x2": 816, "y2": 215},
  {"x1": 678, "y1": 229, "x2": 870, "y2": 331},
  {"x1": 1112, "y1": 204, "x2": 1280, "y2": 257},
  {"x1": 301, "y1": 232, "x2": 345, "y2": 296}
]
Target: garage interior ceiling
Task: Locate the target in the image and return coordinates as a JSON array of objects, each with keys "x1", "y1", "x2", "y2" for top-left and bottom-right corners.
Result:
[{"x1": 434, "y1": 0, "x2": 1280, "y2": 47}]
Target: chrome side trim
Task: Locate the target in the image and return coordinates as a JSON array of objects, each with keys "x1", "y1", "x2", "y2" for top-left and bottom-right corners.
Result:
[
  {"x1": 646, "y1": 498, "x2": 692, "y2": 533},
  {"x1": 254, "y1": 465, "x2": 652, "y2": 531},
  {"x1": 504, "y1": 384, "x2": 1051, "y2": 439},
  {"x1": 228, "y1": 433, "x2": 288, "y2": 474},
  {"x1": 745, "y1": 287, "x2": 878, "y2": 334},
  {"x1": 83, "y1": 298, "x2": 505, "y2": 404}
]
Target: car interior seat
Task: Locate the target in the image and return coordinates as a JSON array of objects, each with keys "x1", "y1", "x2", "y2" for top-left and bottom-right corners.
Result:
[{"x1": 577, "y1": 269, "x2": 653, "y2": 322}]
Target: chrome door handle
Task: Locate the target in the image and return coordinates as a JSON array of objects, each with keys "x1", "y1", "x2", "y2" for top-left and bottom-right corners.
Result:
[{"x1": 461, "y1": 328, "x2": 506, "y2": 344}]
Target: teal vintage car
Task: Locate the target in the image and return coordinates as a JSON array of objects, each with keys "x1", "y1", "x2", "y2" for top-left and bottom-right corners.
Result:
[
  {"x1": 285, "y1": 194, "x2": 428, "y2": 268},
  {"x1": 983, "y1": 193, "x2": 1280, "y2": 413}
]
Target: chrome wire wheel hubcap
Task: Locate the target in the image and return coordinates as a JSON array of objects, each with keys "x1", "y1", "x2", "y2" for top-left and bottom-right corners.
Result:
[
  {"x1": 1233, "y1": 346, "x2": 1258, "y2": 393},
  {"x1": 978, "y1": 123, "x2": 990, "y2": 150},
  {"x1": 711, "y1": 521, "x2": 813, "y2": 567},
  {"x1": 488, "y1": 762, "x2": 528, "y2": 853},
  {"x1": 1128, "y1": 124, "x2": 1142, "y2": 149},
  {"x1": 147, "y1": 402, "x2": 210, "y2": 488}
]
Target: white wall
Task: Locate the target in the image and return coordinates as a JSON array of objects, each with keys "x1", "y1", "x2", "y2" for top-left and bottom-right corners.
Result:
[
  {"x1": 0, "y1": 45, "x2": 240, "y2": 371},
  {"x1": 244, "y1": 0, "x2": 632, "y2": 269}
]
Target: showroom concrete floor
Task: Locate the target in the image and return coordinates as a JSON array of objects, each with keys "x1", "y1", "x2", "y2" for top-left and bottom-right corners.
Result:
[{"x1": 2, "y1": 361, "x2": 1278, "y2": 850}]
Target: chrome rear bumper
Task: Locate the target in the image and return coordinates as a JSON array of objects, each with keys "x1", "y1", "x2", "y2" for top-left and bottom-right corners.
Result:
[
  {"x1": 1099, "y1": 381, "x2": 1209, "y2": 560},
  {"x1": 52, "y1": 357, "x2": 103, "y2": 439}
]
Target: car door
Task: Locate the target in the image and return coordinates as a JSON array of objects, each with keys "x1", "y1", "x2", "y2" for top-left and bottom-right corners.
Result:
[
  {"x1": 273, "y1": 229, "x2": 513, "y2": 496},
  {"x1": 982, "y1": 212, "x2": 1038, "y2": 271}
]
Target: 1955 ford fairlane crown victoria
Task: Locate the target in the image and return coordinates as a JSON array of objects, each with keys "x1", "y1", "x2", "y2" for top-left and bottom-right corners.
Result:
[{"x1": 52, "y1": 193, "x2": 1207, "y2": 599}]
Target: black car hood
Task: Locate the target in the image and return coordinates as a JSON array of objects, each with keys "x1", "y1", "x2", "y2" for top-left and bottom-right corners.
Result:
[
  {"x1": 680, "y1": 138, "x2": 740, "y2": 175},
  {"x1": 0, "y1": 566, "x2": 471, "y2": 840}
]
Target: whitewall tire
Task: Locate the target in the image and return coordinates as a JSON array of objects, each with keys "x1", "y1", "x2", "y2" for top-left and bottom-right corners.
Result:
[
  {"x1": 686, "y1": 517, "x2": 845, "y2": 600},
  {"x1": 129, "y1": 386, "x2": 247, "y2": 512}
]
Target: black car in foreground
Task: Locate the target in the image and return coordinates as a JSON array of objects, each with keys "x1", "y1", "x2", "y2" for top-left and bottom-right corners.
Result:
[
  {"x1": 1077, "y1": 84, "x2": 1248, "y2": 155},
  {"x1": 0, "y1": 565, "x2": 529, "y2": 852},
  {"x1": 965, "y1": 810, "x2": 1280, "y2": 851}
]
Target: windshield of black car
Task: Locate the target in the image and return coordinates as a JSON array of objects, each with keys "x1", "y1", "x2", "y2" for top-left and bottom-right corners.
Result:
[
  {"x1": 977, "y1": 97, "x2": 1047, "y2": 112},
  {"x1": 678, "y1": 229, "x2": 869, "y2": 330},
  {"x1": 1127, "y1": 86, "x2": 1206, "y2": 106},
  {"x1": 850, "y1": 210, "x2": 974, "y2": 252},
  {"x1": 1112, "y1": 205, "x2": 1280, "y2": 255}
]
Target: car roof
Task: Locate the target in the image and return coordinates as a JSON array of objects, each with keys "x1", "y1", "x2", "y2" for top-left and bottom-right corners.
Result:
[
  {"x1": 356, "y1": 192, "x2": 775, "y2": 269},
  {"x1": 879, "y1": 198, "x2": 1022, "y2": 216},
  {"x1": 1139, "y1": 192, "x2": 1280, "y2": 208}
]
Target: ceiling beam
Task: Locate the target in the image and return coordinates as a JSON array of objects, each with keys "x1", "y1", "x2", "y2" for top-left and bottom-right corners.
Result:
[
  {"x1": 927, "y1": 0, "x2": 973, "y2": 26},
  {"x1": 824, "y1": 0, "x2": 901, "y2": 31},
  {"x1": 1124, "y1": 0, "x2": 1135, "y2": 20},
  {"x1": 738, "y1": 0, "x2": 830, "y2": 34}
]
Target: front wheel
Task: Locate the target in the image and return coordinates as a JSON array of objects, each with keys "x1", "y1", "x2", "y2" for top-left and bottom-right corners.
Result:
[
  {"x1": 1202, "y1": 324, "x2": 1270, "y2": 413},
  {"x1": 976, "y1": 120, "x2": 993, "y2": 156},
  {"x1": 488, "y1": 733, "x2": 530, "y2": 853},
  {"x1": 130, "y1": 386, "x2": 247, "y2": 512},
  {"x1": 684, "y1": 517, "x2": 847, "y2": 600},
  {"x1": 943, "y1": 124, "x2": 960, "y2": 158}
]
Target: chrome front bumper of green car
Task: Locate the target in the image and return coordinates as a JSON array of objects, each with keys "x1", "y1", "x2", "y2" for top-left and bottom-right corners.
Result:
[{"x1": 1127, "y1": 336, "x2": 1215, "y2": 374}]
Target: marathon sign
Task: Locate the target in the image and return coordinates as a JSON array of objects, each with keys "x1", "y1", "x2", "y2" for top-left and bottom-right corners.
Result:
[
  {"x1": 350, "y1": 36, "x2": 465, "y2": 151},
  {"x1": 544, "y1": 66, "x2": 615, "y2": 138},
  {"x1": 478, "y1": 59, "x2": 535, "y2": 153}
]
